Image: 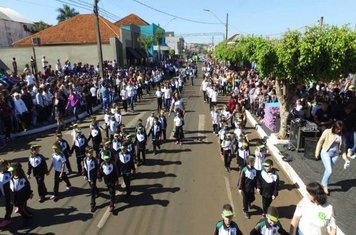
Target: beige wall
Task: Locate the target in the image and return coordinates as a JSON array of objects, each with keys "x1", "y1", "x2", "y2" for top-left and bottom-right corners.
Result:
[
  {"x1": 0, "y1": 42, "x2": 119, "y2": 72},
  {"x1": 0, "y1": 19, "x2": 33, "y2": 48}
]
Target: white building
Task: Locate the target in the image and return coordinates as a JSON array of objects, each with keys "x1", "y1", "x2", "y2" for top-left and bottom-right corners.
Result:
[
  {"x1": 165, "y1": 32, "x2": 184, "y2": 55},
  {"x1": 0, "y1": 7, "x2": 34, "y2": 48}
]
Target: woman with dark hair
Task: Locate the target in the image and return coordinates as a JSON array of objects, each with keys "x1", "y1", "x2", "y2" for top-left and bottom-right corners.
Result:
[
  {"x1": 290, "y1": 182, "x2": 336, "y2": 235},
  {"x1": 315, "y1": 121, "x2": 351, "y2": 194}
]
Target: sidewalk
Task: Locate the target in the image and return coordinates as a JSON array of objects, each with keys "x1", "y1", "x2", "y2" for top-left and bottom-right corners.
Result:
[{"x1": 246, "y1": 111, "x2": 352, "y2": 235}]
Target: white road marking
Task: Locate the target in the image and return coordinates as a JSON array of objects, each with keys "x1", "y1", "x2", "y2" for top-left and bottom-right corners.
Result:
[
  {"x1": 97, "y1": 111, "x2": 146, "y2": 229},
  {"x1": 198, "y1": 114, "x2": 206, "y2": 142},
  {"x1": 224, "y1": 176, "x2": 236, "y2": 214}
]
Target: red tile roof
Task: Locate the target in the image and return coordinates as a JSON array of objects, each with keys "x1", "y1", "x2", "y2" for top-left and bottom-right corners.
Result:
[
  {"x1": 13, "y1": 14, "x2": 120, "y2": 47},
  {"x1": 114, "y1": 13, "x2": 149, "y2": 27}
]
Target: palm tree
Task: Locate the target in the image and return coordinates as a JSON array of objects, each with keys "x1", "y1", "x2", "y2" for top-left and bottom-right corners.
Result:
[
  {"x1": 138, "y1": 35, "x2": 154, "y2": 63},
  {"x1": 154, "y1": 28, "x2": 164, "y2": 62},
  {"x1": 56, "y1": 4, "x2": 79, "y2": 23}
]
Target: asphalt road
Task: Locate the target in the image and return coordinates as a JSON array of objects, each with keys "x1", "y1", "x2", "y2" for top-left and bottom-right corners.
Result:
[{"x1": 0, "y1": 72, "x2": 301, "y2": 235}]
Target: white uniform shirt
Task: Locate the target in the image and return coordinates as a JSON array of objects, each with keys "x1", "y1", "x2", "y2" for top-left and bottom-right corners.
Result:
[{"x1": 52, "y1": 153, "x2": 67, "y2": 172}]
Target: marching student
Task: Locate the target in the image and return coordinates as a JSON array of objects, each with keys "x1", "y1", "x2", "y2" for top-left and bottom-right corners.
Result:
[
  {"x1": 88, "y1": 122, "x2": 102, "y2": 158},
  {"x1": 250, "y1": 206, "x2": 288, "y2": 235},
  {"x1": 71, "y1": 129, "x2": 88, "y2": 175},
  {"x1": 112, "y1": 133, "x2": 123, "y2": 156},
  {"x1": 238, "y1": 156, "x2": 257, "y2": 219},
  {"x1": 218, "y1": 124, "x2": 228, "y2": 155},
  {"x1": 118, "y1": 145, "x2": 135, "y2": 198},
  {"x1": 8, "y1": 162, "x2": 33, "y2": 222},
  {"x1": 82, "y1": 147, "x2": 99, "y2": 213},
  {"x1": 254, "y1": 144, "x2": 267, "y2": 181},
  {"x1": 211, "y1": 107, "x2": 220, "y2": 135},
  {"x1": 148, "y1": 117, "x2": 161, "y2": 155},
  {"x1": 48, "y1": 143, "x2": 71, "y2": 202},
  {"x1": 221, "y1": 134, "x2": 233, "y2": 172},
  {"x1": 55, "y1": 132, "x2": 73, "y2": 174},
  {"x1": 156, "y1": 86, "x2": 163, "y2": 112},
  {"x1": 158, "y1": 110, "x2": 167, "y2": 141},
  {"x1": 102, "y1": 109, "x2": 111, "y2": 139},
  {"x1": 114, "y1": 107, "x2": 122, "y2": 127},
  {"x1": 27, "y1": 144, "x2": 48, "y2": 203},
  {"x1": 257, "y1": 159, "x2": 279, "y2": 215},
  {"x1": 237, "y1": 136, "x2": 250, "y2": 171},
  {"x1": 98, "y1": 153, "x2": 118, "y2": 212},
  {"x1": 99, "y1": 139, "x2": 114, "y2": 163},
  {"x1": 146, "y1": 112, "x2": 155, "y2": 131},
  {"x1": 214, "y1": 204, "x2": 243, "y2": 235},
  {"x1": 136, "y1": 124, "x2": 147, "y2": 165},
  {"x1": 173, "y1": 109, "x2": 184, "y2": 145},
  {"x1": 109, "y1": 116, "x2": 119, "y2": 140},
  {"x1": 0, "y1": 159, "x2": 13, "y2": 227}
]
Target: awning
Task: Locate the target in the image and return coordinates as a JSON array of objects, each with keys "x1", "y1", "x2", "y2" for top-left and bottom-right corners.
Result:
[{"x1": 126, "y1": 47, "x2": 142, "y2": 60}]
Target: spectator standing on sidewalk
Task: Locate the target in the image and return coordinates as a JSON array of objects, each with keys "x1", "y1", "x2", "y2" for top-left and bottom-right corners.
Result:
[
  {"x1": 290, "y1": 182, "x2": 337, "y2": 235},
  {"x1": 12, "y1": 58, "x2": 18, "y2": 75},
  {"x1": 66, "y1": 89, "x2": 80, "y2": 122},
  {"x1": 315, "y1": 121, "x2": 351, "y2": 195}
]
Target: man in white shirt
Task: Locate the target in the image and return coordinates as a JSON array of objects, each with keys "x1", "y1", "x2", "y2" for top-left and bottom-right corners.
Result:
[
  {"x1": 200, "y1": 78, "x2": 209, "y2": 102},
  {"x1": 13, "y1": 92, "x2": 30, "y2": 131}
]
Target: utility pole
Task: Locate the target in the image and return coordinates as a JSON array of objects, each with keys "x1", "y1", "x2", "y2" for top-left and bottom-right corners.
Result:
[
  {"x1": 225, "y1": 13, "x2": 229, "y2": 41},
  {"x1": 93, "y1": 0, "x2": 104, "y2": 78},
  {"x1": 320, "y1": 16, "x2": 324, "y2": 28}
]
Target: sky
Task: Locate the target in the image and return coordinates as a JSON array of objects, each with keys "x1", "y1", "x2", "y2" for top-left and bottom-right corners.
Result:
[{"x1": 2, "y1": 0, "x2": 356, "y2": 44}]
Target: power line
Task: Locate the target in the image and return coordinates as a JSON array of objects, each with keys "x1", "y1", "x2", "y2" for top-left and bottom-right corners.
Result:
[
  {"x1": 133, "y1": 0, "x2": 221, "y2": 25},
  {"x1": 74, "y1": 0, "x2": 121, "y2": 20},
  {"x1": 55, "y1": 0, "x2": 120, "y2": 22}
]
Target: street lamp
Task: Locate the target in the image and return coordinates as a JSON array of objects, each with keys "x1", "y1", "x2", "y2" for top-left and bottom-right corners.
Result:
[{"x1": 203, "y1": 9, "x2": 228, "y2": 41}]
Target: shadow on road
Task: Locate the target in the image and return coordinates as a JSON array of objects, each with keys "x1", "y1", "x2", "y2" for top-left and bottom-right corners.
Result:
[
  {"x1": 4, "y1": 206, "x2": 93, "y2": 234},
  {"x1": 144, "y1": 158, "x2": 182, "y2": 166},
  {"x1": 113, "y1": 183, "x2": 179, "y2": 215},
  {"x1": 277, "y1": 204, "x2": 296, "y2": 219},
  {"x1": 133, "y1": 171, "x2": 177, "y2": 180}
]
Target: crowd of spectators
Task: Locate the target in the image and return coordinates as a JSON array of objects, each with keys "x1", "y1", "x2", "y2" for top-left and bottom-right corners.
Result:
[
  {"x1": 201, "y1": 60, "x2": 356, "y2": 152},
  {"x1": 0, "y1": 56, "x2": 180, "y2": 143}
]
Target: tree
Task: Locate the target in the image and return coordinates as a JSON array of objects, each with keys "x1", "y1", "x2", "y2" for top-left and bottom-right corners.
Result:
[
  {"x1": 154, "y1": 27, "x2": 164, "y2": 61},
  {"x1": 56, "y1": 4, "x2": 79, "y2": 23},
  {"x1": 138, "y1": 35, "x2": 154, "y2": 57},
  {"x1": 169, "y1": 49, "x2": 176, "y2": 58},
  {"x1": 33, "y1": 21, "x2": 51, "y2": 33}
]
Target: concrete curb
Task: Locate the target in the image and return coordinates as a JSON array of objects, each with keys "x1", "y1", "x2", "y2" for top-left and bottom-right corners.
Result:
[{"x1": 245, "y1": 110, "x2": 345, "y2": 235}]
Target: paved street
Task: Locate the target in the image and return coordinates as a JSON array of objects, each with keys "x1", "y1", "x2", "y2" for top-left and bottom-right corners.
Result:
[{"x1": 0, "y1": 73, "x2": 300, "y2": 235}]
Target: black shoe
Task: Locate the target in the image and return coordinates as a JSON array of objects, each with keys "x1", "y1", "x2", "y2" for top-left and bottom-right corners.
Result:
[
  {"x1": 91, "y1": 206, "x2": 96, "y2": 213},
  {"x1": 38, "y1": 197, "x2": 45, "y2": 203}
]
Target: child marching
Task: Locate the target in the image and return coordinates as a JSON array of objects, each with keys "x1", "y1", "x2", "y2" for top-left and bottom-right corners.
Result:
[
  {"x1": 98, "y1": 153, "x2": 118, "y2": 212},
  {"x1": 0, "y1": 159, "x2": 13, "y2": 227},
  {"x1": 48, "y1": 143, "x2": 72, "y2": 202},
  {"x1": 27, "y1": 144, "x2": 48, "y2": 203},
  {"x1": 238, "y1": 156, "x2": 257, "y2": 219},
  {"x1": 118, "y1": 145, "x2": 135, "y2": 198},
  {"x1": 82, "y1": 146, "x2": 99, "y2": 212},
  {"x1": 250, "y1": 206, "x2": 288, "y2": 235},
  {"x1": 257, "y1": 159, "x2": 279, "y2": 215},
  {"x1": 8, "y1": 162, "x2": 33, "y2": 222}
]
